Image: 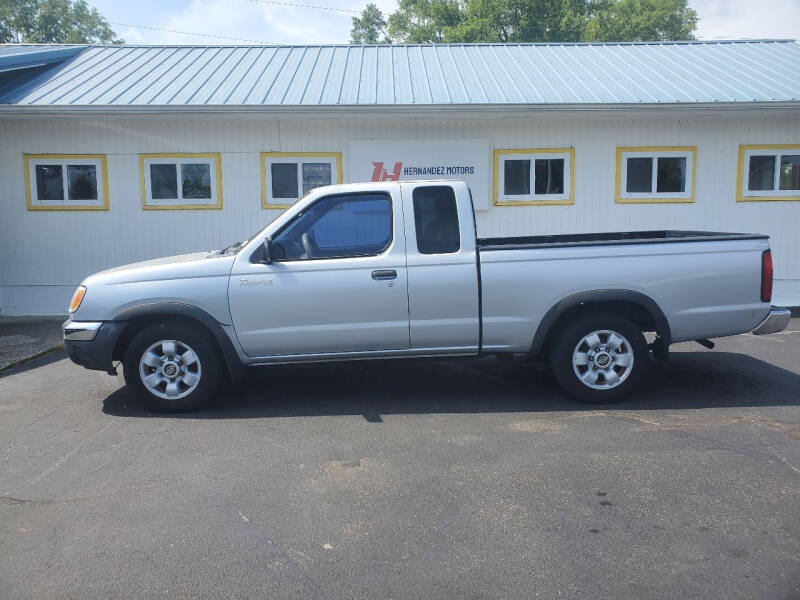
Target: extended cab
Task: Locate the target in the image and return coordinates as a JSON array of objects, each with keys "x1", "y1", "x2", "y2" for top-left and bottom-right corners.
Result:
[{"x1": 63, "y1": 180, "x2": 791, "y2": 411}]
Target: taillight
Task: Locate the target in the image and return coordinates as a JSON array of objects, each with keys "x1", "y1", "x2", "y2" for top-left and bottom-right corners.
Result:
[{"x1": 761, "y1": 250, "x2": 773, "y2": 303}]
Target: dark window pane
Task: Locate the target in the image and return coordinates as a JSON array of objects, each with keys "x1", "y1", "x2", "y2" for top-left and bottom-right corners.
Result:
[
  {"x1": 181, "y1": 163, "x2": 212, "y2": 199},
  {"x1": 534, "y1": 158, "x2": 565, "y2": 195},
  {"x1": 413, "y1": 186, "x2": 460, "y2": 254},
  {"x1": 67, "y1": 165, "x2": 97, "y2": 200},
  {"x1": 626, "y1": 157, "x2": 652, "y2": 193},
  {"x1": 656, "y1": 157, "x2": 686, "y2": 193},
  {"x1": 271, "y1": 163, "x2": 298, "y2": 199},
  {"x1": 150, "y1": 164, "x2": 178, "y2": 199},
  {"x1": 272, "y1": 193, "x2": 391, "y2": 260},
  {"x1": 302, "y1": 162, "x2": 332, "y2": 195},
  {"x1": 313, "y1": 196, "x2": 390, "y2": 251},
  {"x1": 35, "y1": 165, "x2": 64, "y2": 200},
  {"x1": 748, "y1": 155, "x2": 775, "y2": 191},
  {"x1": 503, "y1": 159, "x2": 530, "y2": 195},
  {"x1": 779, "y1": 154, "x2": 800, "y2": 191}
]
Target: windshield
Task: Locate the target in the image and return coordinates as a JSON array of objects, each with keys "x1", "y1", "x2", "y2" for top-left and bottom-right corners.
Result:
[{"x1": 223, "y1": 190, "x2": 317, "y2": 255}]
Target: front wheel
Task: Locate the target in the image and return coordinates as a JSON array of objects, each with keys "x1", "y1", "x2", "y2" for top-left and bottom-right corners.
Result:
[
  {"x1": 549, "y1": 312, "x2": 649, "y2": 403},
  {"x1": 123, "y1": 322, "x2": 221, "y2": 412}
]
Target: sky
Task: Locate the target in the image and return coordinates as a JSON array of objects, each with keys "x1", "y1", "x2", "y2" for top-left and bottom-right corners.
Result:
[{"x1": 86, "y1": 0, "x2": 800, "y2": 46}]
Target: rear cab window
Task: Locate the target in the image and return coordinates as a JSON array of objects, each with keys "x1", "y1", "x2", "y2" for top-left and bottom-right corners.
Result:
[{"x1": 412, "y1": 186, "x2": 460, "y2": 254}]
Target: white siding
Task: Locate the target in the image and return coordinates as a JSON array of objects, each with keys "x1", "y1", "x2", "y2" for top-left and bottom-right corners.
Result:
[{"x1": 1, "y1": 110, "x2": 799, "y2": 315}]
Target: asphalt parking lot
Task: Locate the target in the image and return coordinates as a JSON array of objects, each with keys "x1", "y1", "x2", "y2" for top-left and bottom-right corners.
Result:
[{"x1": 1, "y1": 322, "x2": 799, "y2": 599}]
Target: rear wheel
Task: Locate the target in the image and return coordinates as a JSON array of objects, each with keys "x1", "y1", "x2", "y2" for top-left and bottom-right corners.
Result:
[
  {"x1": 123, "y1": 322, "x2": 221, "y2": 412},
  {"x1": 549, "y1": 312, "x2": 649, "y2": 403}
]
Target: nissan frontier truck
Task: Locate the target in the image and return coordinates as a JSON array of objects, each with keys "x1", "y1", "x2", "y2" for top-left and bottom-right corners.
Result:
[{"x1": 62, "y1": 180, "x2": 790, "y2": 411}]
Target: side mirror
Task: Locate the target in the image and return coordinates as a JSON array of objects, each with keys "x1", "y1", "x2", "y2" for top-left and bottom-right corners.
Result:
[{"x1": 261, "y1": 237, "x2": 273, "y2": 264}]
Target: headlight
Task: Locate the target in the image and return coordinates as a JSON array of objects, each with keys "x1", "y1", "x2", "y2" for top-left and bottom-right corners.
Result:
[{"x1": 69, "y1": 286, "x2": 86, "y2": 313}]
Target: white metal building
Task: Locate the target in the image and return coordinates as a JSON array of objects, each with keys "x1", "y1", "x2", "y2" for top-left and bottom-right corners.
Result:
[{"x1": 1, "y1": 40, "x2": 799, "y2": 315}]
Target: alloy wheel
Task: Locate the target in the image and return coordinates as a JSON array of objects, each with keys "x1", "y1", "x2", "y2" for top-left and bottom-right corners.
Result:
[{"x1": 138, "y1": 339, "x2": 202, "y2": 400}]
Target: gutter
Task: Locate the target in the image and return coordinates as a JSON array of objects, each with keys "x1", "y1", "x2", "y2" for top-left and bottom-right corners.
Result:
[{"x1": 0, "y1": 101, "x2": 799, "y2": 117}]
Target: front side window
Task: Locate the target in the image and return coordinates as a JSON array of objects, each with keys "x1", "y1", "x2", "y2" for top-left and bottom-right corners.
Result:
[
  {"x1": 262, "y1": 152, "x2": 341, "y2": 208},
  {"x1": 26, "y1": 154, "x2": 108, "y2": 210},
  {"x1": 617, "y1": 147, "x2": 696, "y2": 203},
  {"x1": 495, "y1": 148, "x2": 574, "y2": 205},
  {"x1": 271, "y1": 193, "x2": 391, "y2": 261},
  {"x1": 413, "y1": 186, "x2": 460, "y2": 254},
  {"x1": 141, "y1": 153, "x2": 221, "y2": 209},
  {"x1": 739, "y1": 145, "x2": 800, "y2": 201}
]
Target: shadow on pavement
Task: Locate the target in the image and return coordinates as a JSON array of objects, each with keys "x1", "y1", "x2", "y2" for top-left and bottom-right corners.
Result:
[{"x1": 102, "y1": 351, "x2": 800, "y2": 421}]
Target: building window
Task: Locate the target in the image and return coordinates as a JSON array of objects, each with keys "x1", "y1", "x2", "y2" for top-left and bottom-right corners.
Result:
[
  {"x1": 494, "y1": 148, "x2": 574, "y2": 206},
  {"x1": 616, "y1": 147, "x2": 696, "y2": 204},
  {"x1": 25, "y1": 154, "x2": 108, "y2": 211},
  {"x1": 262, "y1": 152, "x2": 342, "y2": 209},
  {"x1": 738, "y1": 145, "x2": 800, "y2": 202},
  {"x1": 140, "y1": 153, "x2": 222, "y2": 209}
]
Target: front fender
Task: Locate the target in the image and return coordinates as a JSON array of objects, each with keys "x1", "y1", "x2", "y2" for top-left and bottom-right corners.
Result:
[{"x1": 114, "y1": 303, "x2": 245, "y2": 383}]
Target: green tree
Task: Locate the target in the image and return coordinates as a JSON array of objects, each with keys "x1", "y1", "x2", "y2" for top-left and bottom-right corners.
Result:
[
  {"x1": 460, "y1": 0, "x2": 590, "y2": 43},
  {"x1": 350, "y1": 2, "x2": 390, "y2": 44},
  {"x1": 383, "y1": 0, "x2": 697, "y2": 44},
  {"x1": 582, "y1": 0, "x2": 697, "y2": 42},
  {"x1": 0, "y1": 0, "x2": 123, "y2": 44},
  {"x1": 387, "y1": 0, "x2": 464, "y2": 43}
]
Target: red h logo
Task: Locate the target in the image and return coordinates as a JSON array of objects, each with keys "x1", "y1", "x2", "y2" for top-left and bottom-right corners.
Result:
[{"x1": 371, "y1": 161, "x2": 403, "y2": 182}]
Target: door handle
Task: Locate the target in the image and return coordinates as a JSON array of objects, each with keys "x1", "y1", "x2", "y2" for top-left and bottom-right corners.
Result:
[{"x1": 371, "y1": 269, "x2": 397, "y2": 280}]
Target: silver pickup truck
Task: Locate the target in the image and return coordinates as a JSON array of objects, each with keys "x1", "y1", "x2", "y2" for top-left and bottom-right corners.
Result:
[{"x1": 63, "y1": 180, "x2": 790, "y2": 411}]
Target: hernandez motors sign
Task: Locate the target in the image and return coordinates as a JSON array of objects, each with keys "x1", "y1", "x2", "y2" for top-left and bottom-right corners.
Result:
[{"x1": 348, "y1": 139, "x2": 490, "y2": 210}]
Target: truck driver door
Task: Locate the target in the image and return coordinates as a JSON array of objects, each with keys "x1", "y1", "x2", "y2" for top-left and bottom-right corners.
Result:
[{"x1": 228, "y1": 188, "x2": 410, "y2": 358}]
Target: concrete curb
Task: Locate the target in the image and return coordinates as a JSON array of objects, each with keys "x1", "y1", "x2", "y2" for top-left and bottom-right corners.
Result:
[
  {"x1": 0, "y1": 344, "x2": 64, "y2": 374},
  {"x1": 0, "y1": 316, "x2": 65, "y2": 372}
]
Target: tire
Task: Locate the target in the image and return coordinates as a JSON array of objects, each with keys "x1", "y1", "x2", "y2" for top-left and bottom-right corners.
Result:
[
  {"x1": 122, "y1": 321, "x2": 221, "y2": 412},
  {"x1": 549, "y1": 312, "x2": 649, "y2": 403}
]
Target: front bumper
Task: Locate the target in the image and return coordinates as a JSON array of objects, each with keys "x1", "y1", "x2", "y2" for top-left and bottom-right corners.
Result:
[
  {"x1": 63, "y1": 320, "x2": 103, "y2": 341},
  {"x1": 752, "y1": 307, "x2": 791, "y2": 335},
  {"x1": 63, "y1": 320, "x2": 126, "y2": 372}
]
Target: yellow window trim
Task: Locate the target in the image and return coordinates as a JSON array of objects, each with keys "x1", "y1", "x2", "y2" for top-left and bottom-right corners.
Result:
[
  {"x1": 24, "y1": 153, "x2": 110, "y2": 211},
  {"x1": 615, "y1": 146, "x2": 697, "y2": 204},
  {"x1": 493, "y1": 148, "x2": 575, "y2": 207},
  {"x1": 261, "y1": 151, "x2": 343, "y2": 210},
  {"x1": 736, "y1": 144, "x2": 800, "y2": 202},
  {"x1": 139, "y1": 152, "x2": 223, "y2": 210}
]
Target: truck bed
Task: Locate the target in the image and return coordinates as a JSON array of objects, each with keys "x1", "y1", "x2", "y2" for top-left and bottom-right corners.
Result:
[
  {"x1": 477, "y1": 230, "x2": 768, "y2": 251},
  {"x1": 475, "y1": 228, "x2": 771, "y2": 349}
]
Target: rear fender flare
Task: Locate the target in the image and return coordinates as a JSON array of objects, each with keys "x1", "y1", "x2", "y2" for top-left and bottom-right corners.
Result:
[{"x1": 530, "y1": 290, "x2": 671, "y2": 355}]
